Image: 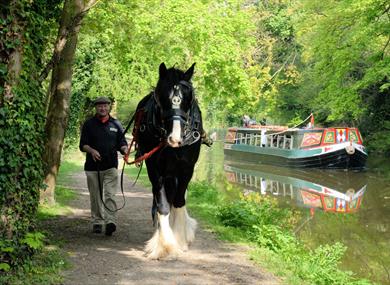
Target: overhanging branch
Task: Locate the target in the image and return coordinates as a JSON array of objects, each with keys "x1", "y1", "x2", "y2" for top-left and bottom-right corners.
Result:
[{"x1": 38, "y1": 0, "x2": 100, "y2": 83}]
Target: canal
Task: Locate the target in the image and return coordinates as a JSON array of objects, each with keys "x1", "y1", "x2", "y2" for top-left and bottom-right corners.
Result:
[{"x1": 193, "y1": 141, "x2": 390, "y2": 285}]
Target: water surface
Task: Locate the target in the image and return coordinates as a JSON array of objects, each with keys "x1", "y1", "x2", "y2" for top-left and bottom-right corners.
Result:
[{"x1": 193, "y1": 141, "x2": 390, "y2": 284}]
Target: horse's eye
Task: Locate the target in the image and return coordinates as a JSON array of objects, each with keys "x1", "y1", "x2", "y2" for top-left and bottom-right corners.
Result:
[{"x1": 180, "y1": 84, "x2": 191, "y2": 94}]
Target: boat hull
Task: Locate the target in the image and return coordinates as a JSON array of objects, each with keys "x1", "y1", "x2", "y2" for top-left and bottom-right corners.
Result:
[{"x1": 224, "y1": 144, "x2": 367, "y2": 169}]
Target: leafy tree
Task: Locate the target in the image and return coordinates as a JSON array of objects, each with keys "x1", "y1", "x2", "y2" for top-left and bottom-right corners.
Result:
[
  {"x1": 293, "y1": 0, "x2": 390, "y2": 128},
  {"x1": 252, "y1": 0, "x2": 305, "y2": 124},
  {"x1": 75, "y1": 0, "x2": 263, "y2": 128}
]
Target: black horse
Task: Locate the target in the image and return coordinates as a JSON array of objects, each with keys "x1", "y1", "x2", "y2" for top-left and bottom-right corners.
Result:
[{"x1": 133, "y1": 62, "x2": 202, "y2": 259}]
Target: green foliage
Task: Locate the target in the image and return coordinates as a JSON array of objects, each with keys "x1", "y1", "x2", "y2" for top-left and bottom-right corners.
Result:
[
  {"x1": 21, "y1": 232, "x2": 45, "y2": 251},
  {"x1": 1, "y1": 162, "x2": 74, "y2": 282},
  {"x1": 63, "y1": 0, "x2": 390, "y2": 152},
  {"x1": 65, "y1": 36, "x2": 103, "y2": 147},
  {"x1": 0, "y1": 0, "x2": 62, "y2": 270},
  {"x1": 1, "y1": 232, "x2": 45, "y2": 271},
  {"x1": 189, "y1": 180, "x2": 219, "y2": 201},
  {"x1": 251, "y1": 224, "x2": 297, "y2": 253},
  {"x1": 76, "y1": 0, "x2": 263, "y2": 128},
  {"x1": 0, "y1": 243, "x2": 67, "y2": 285},
  {"x1": 217, "y1": 194, "x2": 294, "y2": 231},
  {"x1": 291, "y1": 0, "x2": 389, "y2": 132},
  {"x1": 188, "y1": 182, "x2": 375, "y2": 285},
  {"x1": 124, "y1": 164, "x2": 152, "y2": 188}
]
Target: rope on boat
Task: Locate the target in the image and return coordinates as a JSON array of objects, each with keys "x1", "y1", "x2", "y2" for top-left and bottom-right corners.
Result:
[
  {"x1": 203, "y1": 114, "x2": 315, "y2": 143},
  {"x1": 265, "y1": 113, "x2": 314, "y2": 136},
  {"x1": 225, "y1": 113, "x2": 314, "y2": 143}
]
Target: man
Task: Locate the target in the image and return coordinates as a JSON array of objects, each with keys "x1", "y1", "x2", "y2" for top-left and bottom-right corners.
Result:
[{"x1": 79, "y1": 96, "x2": 128, "y2": 236}]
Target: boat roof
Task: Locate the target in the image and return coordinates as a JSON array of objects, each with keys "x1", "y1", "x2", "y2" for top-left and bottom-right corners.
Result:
[{"x1": 228, "y1": 125, "x2": 360, "y2": 133}]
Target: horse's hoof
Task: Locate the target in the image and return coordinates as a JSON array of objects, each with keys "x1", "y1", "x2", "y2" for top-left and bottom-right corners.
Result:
[{"x1": 144, "y1": 246, "x2": 182, "y2": 260}]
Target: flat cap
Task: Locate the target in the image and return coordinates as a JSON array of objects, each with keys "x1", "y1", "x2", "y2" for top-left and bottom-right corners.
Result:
[{"x1": 93, "y1": 96, "x2": 111, "y2": 105}]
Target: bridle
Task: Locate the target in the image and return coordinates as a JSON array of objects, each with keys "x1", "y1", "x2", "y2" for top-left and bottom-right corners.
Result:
[
  {"x1": 154, "y1": 80, "x2": 193, "y2": 123},
  {"x1": 151, "y1": 80, "x2": 201, "y2": 146}
]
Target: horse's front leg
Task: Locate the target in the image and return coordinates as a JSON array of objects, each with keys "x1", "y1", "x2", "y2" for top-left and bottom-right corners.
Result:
[
  {"x1": 171, "y1": 170, "x2": 197, "y2": 251},
  {"x1": 145, "y1": 177, "x2": 181, "y2": 259}
]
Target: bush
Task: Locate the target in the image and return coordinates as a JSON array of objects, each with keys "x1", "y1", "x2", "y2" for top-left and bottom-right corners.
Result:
[{"x1": 217, "y1": 193, "x2": 295, "y2": 231}]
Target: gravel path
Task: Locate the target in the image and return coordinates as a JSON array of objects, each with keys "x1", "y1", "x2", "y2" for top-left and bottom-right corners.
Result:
[{"x1": 42, "y1": 169, "x2": 281, "y2": 285}]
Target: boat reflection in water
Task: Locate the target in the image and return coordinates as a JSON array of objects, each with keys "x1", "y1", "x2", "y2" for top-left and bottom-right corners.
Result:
[{"x1": 224, "y1": 162, "x2": 367, "y2": 215}]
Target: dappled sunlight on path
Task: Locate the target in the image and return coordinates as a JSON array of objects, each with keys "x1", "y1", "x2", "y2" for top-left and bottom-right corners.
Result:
[{"x1": 41, "y1": 170, "x2": 281, "y2": 285}]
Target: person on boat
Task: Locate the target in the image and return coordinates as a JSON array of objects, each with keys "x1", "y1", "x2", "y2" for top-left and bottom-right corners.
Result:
[
  {"x1": 242, "y1": 115, "x2": 256, "y2": 127},
  {"x1": 261, "y1": 129, "x2": 267, "y2": 147},
  {"x1": 242, "y1": 115, "x2": 250, "y2": 127}
]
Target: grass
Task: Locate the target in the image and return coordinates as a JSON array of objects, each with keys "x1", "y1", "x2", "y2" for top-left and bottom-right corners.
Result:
[
  {"x1": 38, "y1": 154, "x2": 82, "y2": 220},
  {"x1": 0, "y1": 244, "x2": 70, "y2": 285},
  {"x1": 37, "y1": 186, "x2": 76, "y2": 220},
  {"x1": 123, "y1": 162, "x2": 152, "y2": 188},
  {"x1": 187, "y1": 181, "x2": 376, "y2": 285},
  {"x1": 1, "y1": 185, "x2": 73, "y2": 285}
]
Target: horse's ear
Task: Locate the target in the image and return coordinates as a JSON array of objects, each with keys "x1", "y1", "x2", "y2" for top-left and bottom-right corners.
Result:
[
  {"x1": 159, "y1": 62, "x2": 167, "y2": 78},
  {"x1": 184, "y1": 63, "x2": 196, "y2": 81}
]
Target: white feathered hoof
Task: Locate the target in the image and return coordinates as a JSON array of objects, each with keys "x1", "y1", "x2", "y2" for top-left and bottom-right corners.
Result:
[
  {"x1": 144, "y1": 213, "x2": 182, "y2": 259},
  {"x1": 171, "y1": 206, "x2": 197, "y2": 251}
]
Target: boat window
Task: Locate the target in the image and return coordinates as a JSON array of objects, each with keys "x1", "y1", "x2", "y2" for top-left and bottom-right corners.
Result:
[
  {"x1": 236, "y1": 133, "x2": 243, "y2": 144},
  {"x1": 277, "y1": 136, "x2": 284, "y2": 148},
  {"x1": 267, "y1": 135, "x2": 273, "y2": 147},
  {"x1": 225, "y1": 130, "x2": 237, "y2": 144},
  {"x1": 284, "y1": 135, "x2": 293, "y2": 149},
  {"x1": 272, "y1": 136, "x2": 278, "y2": 147}
]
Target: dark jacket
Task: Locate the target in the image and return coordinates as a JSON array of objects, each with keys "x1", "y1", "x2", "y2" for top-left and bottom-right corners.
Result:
[{"x1": 79, "y1": 116, "x2": 127, "y2": 171}]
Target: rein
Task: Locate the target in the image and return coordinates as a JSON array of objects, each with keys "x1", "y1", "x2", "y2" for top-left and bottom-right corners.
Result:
[
  {"x1": 124, "y1": 141, "x2": 166, "y2": 165},
  {"x1": 123, "y1": 107, "x2": 167, "y2": 165}
]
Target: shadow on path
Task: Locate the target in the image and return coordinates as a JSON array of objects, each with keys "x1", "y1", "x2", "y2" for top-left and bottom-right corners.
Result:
[{"x1": 41, "y1": 170, "x2": 281, "y2": 285}]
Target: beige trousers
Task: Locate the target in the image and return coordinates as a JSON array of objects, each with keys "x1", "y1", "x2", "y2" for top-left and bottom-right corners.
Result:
[{"x1": 85, "y1": 168, "x2": 118, "y2": 225}]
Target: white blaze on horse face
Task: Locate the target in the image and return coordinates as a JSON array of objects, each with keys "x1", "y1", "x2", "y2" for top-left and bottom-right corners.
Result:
[
  {"x1": 167, "y1": 86, "x2": 183, "y2": 147},
  {"x1": 168, "y1": 119, "x2": 182, "y2": 147}
]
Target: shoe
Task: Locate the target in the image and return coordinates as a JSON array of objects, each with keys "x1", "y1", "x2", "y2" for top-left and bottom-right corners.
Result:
[
  {"x1": 105, "y1": 223, "x2": 116, "y2": 236},
  {"x1": 92, "y1": 224, "x2": 102, "y2": 234}
]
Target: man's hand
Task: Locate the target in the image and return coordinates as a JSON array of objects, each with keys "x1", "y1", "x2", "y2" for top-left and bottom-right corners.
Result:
[
  {"x1": 120, "y1": 145, "x2": 128, "y2": 155},
  {"x1": 82, "y1": 145, "x2": 101, "y2": 162},
  {"x1": 90, "y1": 149, "x2": 101, "y2": 162}
]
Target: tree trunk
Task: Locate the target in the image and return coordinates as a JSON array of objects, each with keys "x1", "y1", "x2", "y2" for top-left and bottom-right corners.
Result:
[
  {"x1": 0, "y1": 0, "x2": 23, "y2": 105},
  {"x1": 41, "y1": 0, "x2": 88, "y2": 204}
]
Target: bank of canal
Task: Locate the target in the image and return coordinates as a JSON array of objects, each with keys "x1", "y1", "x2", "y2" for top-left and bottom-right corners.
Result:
[{"x1": 193, "y1": 141, "x2": 390, "y2": 285}]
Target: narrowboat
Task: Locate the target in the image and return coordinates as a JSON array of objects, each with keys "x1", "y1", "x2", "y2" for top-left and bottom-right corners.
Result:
[{"x1": 224, "y1": 123, "x2": 367, "y2": 169}]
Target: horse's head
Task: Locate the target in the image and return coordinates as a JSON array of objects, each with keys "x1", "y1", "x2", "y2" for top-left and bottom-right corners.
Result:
[{"x1": 154, "y1": 62, "x2": 196, "y2": 148}]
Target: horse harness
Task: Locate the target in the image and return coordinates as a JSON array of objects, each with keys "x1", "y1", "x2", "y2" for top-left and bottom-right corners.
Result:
[{"x1": 135, "y1": 81, "x2": 202, "y2": 148}]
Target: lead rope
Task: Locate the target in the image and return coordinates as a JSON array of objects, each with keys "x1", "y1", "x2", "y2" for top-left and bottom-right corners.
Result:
[
  {"x1": 124, "y1": 141, "x2": 166, "y2": 166},
  {"x1": 97, "y1": 162, "x2": 126, "y2": 213}
]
